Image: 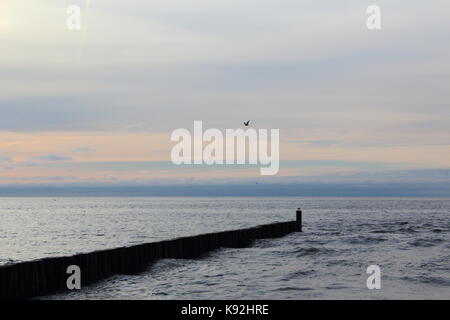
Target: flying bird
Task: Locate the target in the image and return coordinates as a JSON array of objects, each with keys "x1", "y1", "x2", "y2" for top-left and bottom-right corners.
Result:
[{"x1": 244, "y1": 120, "x2": 250, "y2": 127}]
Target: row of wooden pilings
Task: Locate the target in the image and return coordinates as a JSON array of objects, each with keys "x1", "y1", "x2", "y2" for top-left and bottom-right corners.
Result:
[{"x1": 0, "y1": 209, "x2": 303, "y2": 300}]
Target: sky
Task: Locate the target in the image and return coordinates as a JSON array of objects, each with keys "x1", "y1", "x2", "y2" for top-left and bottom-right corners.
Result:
[{"x1": 0, "y1": 0, "x2": 450, "y2": 194}]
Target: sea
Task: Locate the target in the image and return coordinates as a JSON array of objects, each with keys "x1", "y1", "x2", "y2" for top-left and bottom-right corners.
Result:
[{"x1": 0, "y1": 197, "x2": 449, "y2": 299}]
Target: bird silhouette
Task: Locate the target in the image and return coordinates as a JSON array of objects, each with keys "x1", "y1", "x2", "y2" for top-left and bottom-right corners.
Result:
[{"x1": 244, "y1": 120, "x2": 250, "y2": 126}]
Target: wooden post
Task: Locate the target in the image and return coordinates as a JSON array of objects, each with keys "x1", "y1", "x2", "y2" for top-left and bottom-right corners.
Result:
[
  {"x1": 0, "y1": 220, "x2": 300, "y2": 299},
  {"x1": 296, "y1": 208, "x2": 302, "y2": 232}
]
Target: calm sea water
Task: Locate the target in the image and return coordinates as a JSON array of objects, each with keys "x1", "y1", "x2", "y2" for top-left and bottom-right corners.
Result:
[{"x1": 1, "y1": 197, "x2": 449, "y2": 299}]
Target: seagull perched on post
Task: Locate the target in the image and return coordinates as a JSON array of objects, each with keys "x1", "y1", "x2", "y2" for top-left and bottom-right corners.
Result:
[{"x1": 243, "y1": 120, "x2": 250, "y2": 127}]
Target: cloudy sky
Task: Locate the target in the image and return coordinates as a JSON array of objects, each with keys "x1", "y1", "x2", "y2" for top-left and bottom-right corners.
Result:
[{"x1": 0, "y1": 0, "x2": 449, "y2": 188}]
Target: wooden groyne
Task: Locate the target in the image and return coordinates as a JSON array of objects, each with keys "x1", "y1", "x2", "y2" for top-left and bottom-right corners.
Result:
[{"x1": 0, "y1": 210, "x2": 302, "y2": 300}]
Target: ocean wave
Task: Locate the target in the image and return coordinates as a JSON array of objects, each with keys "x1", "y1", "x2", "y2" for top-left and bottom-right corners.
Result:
[
  {"x1": 324, "y1": 259, "x2": 355, "y2": 267},
  {"x1": 293, "y1": 247, "x2": 336, "y2": 257},
  {"x1": 276, "y1": 286, "x2": 314, "y2": 291},
  {"x1": 342, "y1": 236, "x2": 387, "y2": 245},
  {"x1": 325, "y1": 284, "x2": 350, "y2": 290},
  {"x1": 408, "y1": 238, "x2": 445, "y2": 248},
  {"x1": 432, "y1": 228, "x2": 447, "y2": 233},
  {"x1": 397, "y1": 226, "x2": 418, "y2": 233},
  {"x1": 283, "y1": 269, "x2": 316, "y2": 280},
  {"x1": 401, "y1": 275, "x2": 450, "y2": 287}
]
